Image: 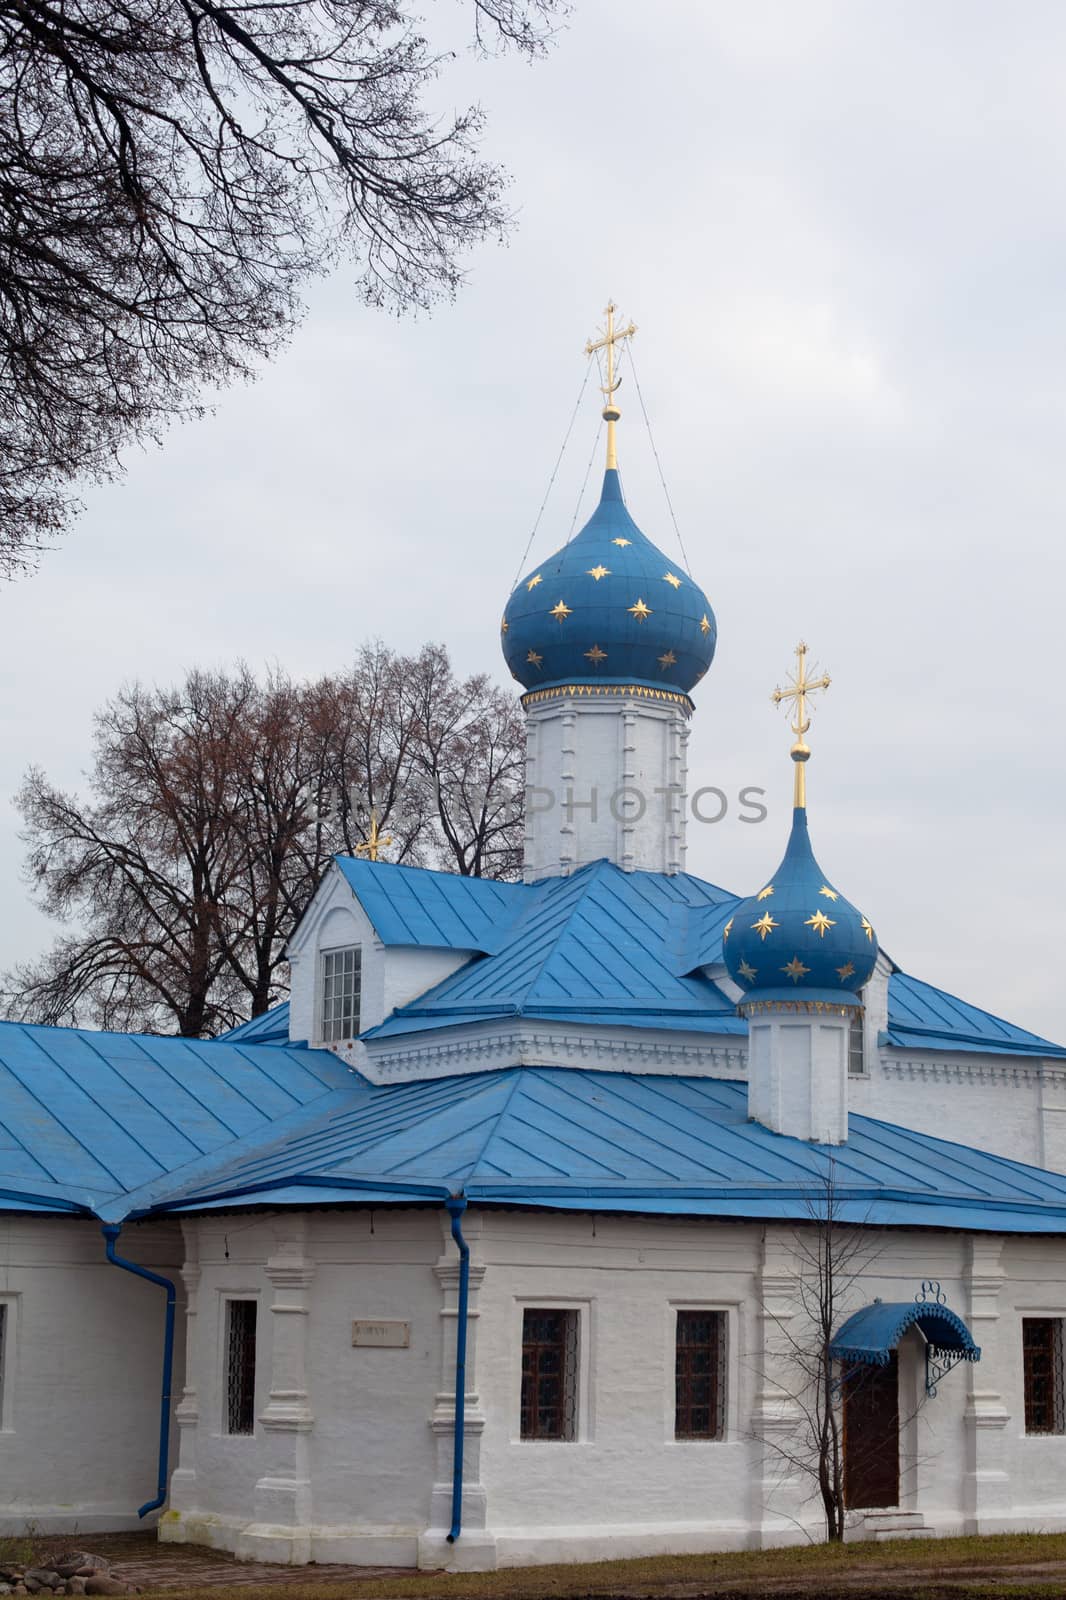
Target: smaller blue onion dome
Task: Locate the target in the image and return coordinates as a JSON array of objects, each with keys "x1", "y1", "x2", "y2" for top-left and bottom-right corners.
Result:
[
  {"x1": 501, "y1": 469, "x2": 717, "y2": 700},
  {"x1": 723, "y1": 806, "x2": 878, "y2": 1009}
]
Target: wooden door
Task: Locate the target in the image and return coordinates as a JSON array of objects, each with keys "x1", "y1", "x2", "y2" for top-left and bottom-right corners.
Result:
[{"x1": 843, "y1": 1352, "x2": 900, "y2": 1510}]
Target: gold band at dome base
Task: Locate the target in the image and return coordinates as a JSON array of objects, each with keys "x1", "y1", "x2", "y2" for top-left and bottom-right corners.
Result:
[
  {"x1": 740, "y1": 999, "x2": 863, "y2": 1019},
  {"x1": 521, "y1": 683, "x2": 694, "y2": 712}
]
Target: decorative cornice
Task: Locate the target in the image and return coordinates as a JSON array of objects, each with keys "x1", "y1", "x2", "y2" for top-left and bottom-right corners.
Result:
[
  {"x1": 743, "y1": 999, "x2": 862, "y2": 1019},
  {"x1": 363, "y1": 1021, "x2": 747, "y2": 1083},
  {"x1": 878, "y1": 1054, "x2": 1066, "y2": 1089},
  {"x1": 522, "y1": 683, "x2": 693, "y2": 712},
  {"x1": 363, "y1": 1024, "x2": 1059, "y2": 1090}
]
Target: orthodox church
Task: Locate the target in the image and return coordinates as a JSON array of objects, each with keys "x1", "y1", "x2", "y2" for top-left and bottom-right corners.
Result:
[{"x1": 3, "y1": 308, "x2": 1066, "y2": 1568}]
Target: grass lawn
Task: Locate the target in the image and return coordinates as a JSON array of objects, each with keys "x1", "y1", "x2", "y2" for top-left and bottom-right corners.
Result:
[{"x1": 10, "y1": 1529, "x2": 1066, "y2": 1600}]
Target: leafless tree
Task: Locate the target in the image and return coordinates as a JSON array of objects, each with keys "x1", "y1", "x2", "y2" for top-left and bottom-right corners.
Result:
[
  {"x1": 402, "y1": 643, "x2": 525, "y2": 878},
  {"x1": 753, "y1": 1169, "x2": 911, "y2": 1543},
  {"x1": 3, "y1": 644, "x2": 525, "y2": 1034},
  {"x1": 0, "y1": 0, "x2": 567, "y2": 574}
]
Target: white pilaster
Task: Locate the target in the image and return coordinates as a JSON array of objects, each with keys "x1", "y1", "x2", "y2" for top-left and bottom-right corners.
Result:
[
  {"x1": 747, "y1": 1009, "x2": 851, "y2": 1144},
  {"x1": 751, "y1": 1227, "x2": 810, "y2": 1544},
  {"x1": 240, "y1": 1221, "x2": 316, "y2": 1563},
  {"x1": 163, "y1": 1220, "x2": 201, "y2": 1533},
  {"x1": 523, "y1": 692, "x2": 690, "y2": 881},
  {"x1": 963, "y1": 1234, "x2": 1010, "y2": 1533}
]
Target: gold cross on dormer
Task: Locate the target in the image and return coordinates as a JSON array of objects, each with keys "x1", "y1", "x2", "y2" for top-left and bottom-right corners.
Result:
[
  {"x1": 354, "y1": 807, "x2": 393, "y2": 862},
  {"x1": 585, "y1": 301, "x2": 637, "y2": 472},
  {"x1": 771, "y1": 641, "x2": 831, "y2": 809}
]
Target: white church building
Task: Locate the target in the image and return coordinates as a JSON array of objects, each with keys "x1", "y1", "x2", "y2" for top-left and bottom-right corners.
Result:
[{"x1": 3, "y1": 314, "x2": 1066, "y2": 1568}]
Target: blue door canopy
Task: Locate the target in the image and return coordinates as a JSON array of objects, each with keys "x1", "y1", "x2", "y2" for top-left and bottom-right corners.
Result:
[{"x1": 830, "y1": 1301, "x2": 981, "y2": 1369}]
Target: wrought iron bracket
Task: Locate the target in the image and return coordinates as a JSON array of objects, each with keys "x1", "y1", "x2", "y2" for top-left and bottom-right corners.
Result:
[{"x1": 925, "y1": 1343, "x2": 967, "y2": 1399}]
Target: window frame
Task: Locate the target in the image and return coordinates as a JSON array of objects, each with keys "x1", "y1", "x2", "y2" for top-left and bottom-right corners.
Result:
[
  {"x1": 1023, "y1": 1316, "x2": 1065, "y2": 1436},
  {"x1": 0, "y1": 1298, "x2": 14, "y2": 1433},
  {"x1": 514, "y1": 1299, "x2": 591, "y2": 1445},
  {"x1": 847, "y1": 1007, "x2": 867, "y2": 1076},
  {"x1": 222, "y1": 1295, "x2": 259, "y2": 1438},
  {"x1": 318, "y1": 943, "x2": 362, "y2": 1044},
  {"x1": 674, "y1": 1307, "x2": 728, "y2": 1442},
  {"x1": 666, "y1": 1300, "x2": 738, "y2": 1445}
]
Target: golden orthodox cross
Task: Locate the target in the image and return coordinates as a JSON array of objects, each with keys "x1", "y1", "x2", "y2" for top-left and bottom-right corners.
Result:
[
  {"x1": 355, "y1": 807, "x2": 393, "y2": 862},
  {"x1": 771, "y1": 641, "x2": 831, "y2": 808},
  {"x1": 585, "y1": 301, "x2": 637, "y2": 471}
]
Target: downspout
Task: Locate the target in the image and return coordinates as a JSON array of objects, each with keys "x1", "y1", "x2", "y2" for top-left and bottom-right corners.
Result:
[
  {"x1": 102, "y1": 1222, "x2": 177, "y2": 1519},
  {"x1": 445, "y1": 1196, "x2": 469, "y2": 1544}
]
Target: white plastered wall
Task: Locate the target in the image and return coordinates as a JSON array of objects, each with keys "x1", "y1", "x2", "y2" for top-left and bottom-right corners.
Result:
[
  {"x1": 162, "y1": 1207, "x2": 450, "y2": 1565},
  {"x1": 155, "y1": 1200, "x2": 1066, "y2": 1570},
  {"x1": 0, "y1": 1215, "x2": 184, "y2": 1534}
]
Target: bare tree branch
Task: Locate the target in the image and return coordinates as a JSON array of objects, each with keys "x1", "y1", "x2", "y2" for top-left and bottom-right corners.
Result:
[{"x1": 0, "y1": 0, "x2": 569, "y2": 572}]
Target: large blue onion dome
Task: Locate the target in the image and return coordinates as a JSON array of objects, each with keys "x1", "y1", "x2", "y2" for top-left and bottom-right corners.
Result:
[
  {"x1": 501, "y1": 468, "x2": 717, "y2": 701},
  {"x1": 723, "y1": 806, "x2": 878, "y2": 1010}
]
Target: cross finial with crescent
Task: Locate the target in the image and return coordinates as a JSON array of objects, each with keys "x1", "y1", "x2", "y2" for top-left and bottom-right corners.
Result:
[
  {"x1": 771, "y1": 641, "x2": 831, "y2": 809},
  {"x1": 584, "y1": 301, "x2": 637, "y2": 472}
]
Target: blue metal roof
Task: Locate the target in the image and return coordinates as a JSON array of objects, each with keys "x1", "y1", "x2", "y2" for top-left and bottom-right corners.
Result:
[
  {"x1": 332, "y1": 856, "x2": 522, "y2": 953},
  {"x1": 884, "y1": 971, "x2": 1066, "y2": 1058},
  {"x1": 133, "y1": 1068, "x2": 1066, "y2": 1235},
  {"x1": 356, "y1": 861, "x2": 1065, "y2": 1058},
  {"x1": 830, "y1": 1300, "x2": 980, "y2": 1365},
  {"x1": 219, "y1": 1005, "x2": 292, "y2": 1045},
  {"x1": 363, "y1": 859, "x2": 742, "y2": 1040},
  {"x1": 0, "y1": 1021, "x2": 352, "y2": 1217}
]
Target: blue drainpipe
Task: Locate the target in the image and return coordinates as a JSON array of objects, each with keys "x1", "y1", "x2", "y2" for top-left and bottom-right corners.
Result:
[
  {"x1": 102, "y1": 1222, "x2": 177, "y2": 1518},
  {"x1": 445, "y1": 1196, "x2": 469, "y2": 1544}
]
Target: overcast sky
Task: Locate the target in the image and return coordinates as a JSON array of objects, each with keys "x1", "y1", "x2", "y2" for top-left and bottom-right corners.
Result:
[{"x1": 2, "y1": 0, "x2": 1064, "y2": 1044}]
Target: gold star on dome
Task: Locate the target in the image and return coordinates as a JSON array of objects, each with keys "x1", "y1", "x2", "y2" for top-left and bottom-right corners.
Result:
[
  {"x1": 587, "y1": 564, "x2": 611, "y2": 581},
  {"x1": 699, "y1": 614, "x2": 712, "y2": 635},
  {"x1": 861, "y1": 915, "x2": 874, "y2": 942},
  {"x1": 527, "y1": 573, "x2": 543, "y2": 592},
  {"x1": 550, "y1": 600, "x2": 572, "y2": 623},
  {"x1": 526, "y1": 650, "x2": 543, "y2": 668},
  {"x1": 501, "y1": 619, "x2": 509, "y2": 633},
  {"x1": 723, "y1": 917, "x2": 734, "y2": 941},
  {"x1": 663, "y1": 572, "x2": 682, "y2": 590},
  {"x1": 612, "y1": 537, "x2": 632, "y2": 547},
  {"x1": 738, "y1": 959, "x2": 757, "y2": 982},
  {"x1": 805, "y1": 909, "x2": 836, "y2": 938},
  {"x1": 836, "y1": 960, "x2": 856, "y2": 981},
  {"x1": 782, "y1": 956, "x2": 810, "y2": 983},
  {"x1": 756, "y1": 885, "x2": 774, "y2": 901},
  {"x1": 628, "y1": 598, "x2": 652, "y2": 622},
  {"x1": 819, "y1": 886, "x2": 839, "y2": 901},
  {"x1": 585, "y1": 644, "x2": 607, "y2": 664},
  {"x1": 658, "y1": 651, "x2": 677, "y2": 670},
  {"x1": 752, "y1": 912, "x2": 778, "y2": 941}
]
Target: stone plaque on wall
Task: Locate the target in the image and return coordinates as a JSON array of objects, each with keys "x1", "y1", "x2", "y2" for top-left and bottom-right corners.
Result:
[{"x1": 352, "y1": 1319, "x2": 410, "y2": 1348}]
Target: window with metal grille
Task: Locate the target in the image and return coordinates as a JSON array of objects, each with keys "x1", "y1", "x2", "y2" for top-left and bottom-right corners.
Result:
[
  {"x1": 224, "y1": 1299, "x2": 257, "y2": 1435},
  {"x1": 675, "y1": 1310, "x2": 727, "y2": 1440},
  {"x1": 320, "y1": 946, "x2": 361, "y2": 1042},
  {"x1": 520, "y1": 1309, "x2": 578, "y2": 1441},
  {"x1": 847, "y1": 1012, "x2": 865, "y2": 1075},
  {"x1": 1023, "y1": 1317, "x2": 1065, "y2": 1434}
]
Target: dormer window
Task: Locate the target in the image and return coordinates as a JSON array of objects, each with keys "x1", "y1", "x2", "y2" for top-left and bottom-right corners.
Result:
[{"x1": 320, "y1": 946, "x2": 361, "y2": 1042}]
